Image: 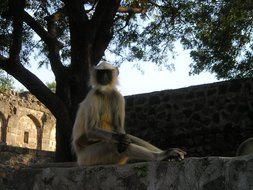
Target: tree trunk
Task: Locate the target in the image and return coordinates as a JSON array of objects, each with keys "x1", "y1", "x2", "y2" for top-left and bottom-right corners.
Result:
[
  {"x1": 55, "y1": 119, "x2": 73, "y2": 161},
  {"x1": 54, "y1": 51, "x2": 91, "y2": 162},
  {"x1": 54, "y1": 82, "x2": 90, "y2": 161}
]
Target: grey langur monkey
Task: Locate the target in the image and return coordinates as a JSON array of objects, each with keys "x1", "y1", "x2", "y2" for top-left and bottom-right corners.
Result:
[{"x1": 72, "y1": 61, "x2": 186, "y2": 166}]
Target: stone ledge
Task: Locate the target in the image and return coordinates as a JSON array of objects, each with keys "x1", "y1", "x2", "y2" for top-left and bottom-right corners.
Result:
[
  {"x1": 2, "y1": 155, "x2": 253, "y2": 190},
  {"x1": 0, "y1": 144, "x2": 55, "y2": 155}
]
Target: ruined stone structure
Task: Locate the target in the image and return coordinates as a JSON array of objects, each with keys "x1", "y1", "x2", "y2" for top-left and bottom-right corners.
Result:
[{"x1": 0, "y1": 91, "x2": 55, "y2": 151}]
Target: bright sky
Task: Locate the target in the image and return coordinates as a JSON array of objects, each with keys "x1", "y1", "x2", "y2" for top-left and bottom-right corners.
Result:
[
  {"x1": 118, "y1": 44, "x2": 219, "y2": 95},
  {"x1": 14, "y1": 43, "x2": 220, "y2": 95}
]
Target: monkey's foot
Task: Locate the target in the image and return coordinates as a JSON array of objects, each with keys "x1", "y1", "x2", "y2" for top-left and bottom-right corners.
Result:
[{"x1": 165, "y1": 148, "x2": 187, "y2": 161}]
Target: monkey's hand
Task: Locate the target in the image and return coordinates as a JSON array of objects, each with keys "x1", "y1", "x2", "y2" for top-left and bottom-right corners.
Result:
[
  {"x1": 165, "y1": 148, "x2": 187, "y2": 161},
  {"x1": 112, "y1": 133, "x2": 131, "y2": 153}
]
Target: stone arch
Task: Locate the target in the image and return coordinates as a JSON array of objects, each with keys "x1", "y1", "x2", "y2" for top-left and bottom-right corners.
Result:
[
  {"x1": 27, "y1": 114, "x2": 42, "y2": 150},
  {"x1": 6, "y1": 114, "x2": 42, "y2": 149},
  {"x1": 0, "y1": 112, "x2": 7, "y2": 143}
]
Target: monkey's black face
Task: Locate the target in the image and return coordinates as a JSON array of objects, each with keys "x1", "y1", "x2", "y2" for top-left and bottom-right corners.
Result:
[{"x1": 96, "y1": 69, "x2": 113, "y2": 85}]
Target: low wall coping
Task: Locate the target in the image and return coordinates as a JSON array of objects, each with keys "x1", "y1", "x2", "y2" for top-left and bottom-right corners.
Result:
[{"x1": 2, "y1": 155, "x2": 253, "y2": 190}]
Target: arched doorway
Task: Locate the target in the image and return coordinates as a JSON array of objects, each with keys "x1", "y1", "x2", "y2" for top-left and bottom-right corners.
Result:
[{"x1": 6, "y1": 115, "x2": 41, "y2": 149}]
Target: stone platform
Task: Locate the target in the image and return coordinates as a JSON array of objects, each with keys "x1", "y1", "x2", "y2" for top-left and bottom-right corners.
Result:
[{"x1": 1, "y1": 155, "x2": 253, "y2": 190}]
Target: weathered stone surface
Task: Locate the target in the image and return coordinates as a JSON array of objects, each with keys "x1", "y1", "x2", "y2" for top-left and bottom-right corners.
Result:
[
  {"x1": 0, "y1": 144, "x2": 54, "y2": 190},
  {"x1": 0, "y1": 91, "x2": 55, "y2": 151},
  {"x1": 125, "y1": 78, "x2": 253, "y2": 157},
  {"x1": 0, "y1": 144, "x2": 54, "y2": 166},
  {"x1": 2, "y1": 155, "x2": 253, "y2": 190}
]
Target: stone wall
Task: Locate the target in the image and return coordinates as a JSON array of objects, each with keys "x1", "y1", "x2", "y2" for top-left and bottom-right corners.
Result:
[
  {"x1": 2, "y1": 155, "x2": 253, "y2": 190},
  {"x1": 0, "y1": 143, "x2": 54, "y2": 189},
  {"x1": 0, "y1": 143, "x2": 54, "y2": 167},
  {"x1": 125, "y1": 78, "x2": 253, "y2": 157},
  {"x1": 0, "y1": 91, "x2": 56, "y2": 151}
]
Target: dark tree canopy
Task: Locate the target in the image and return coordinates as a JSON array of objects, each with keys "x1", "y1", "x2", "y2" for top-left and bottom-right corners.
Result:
[
  {"x1": 110, "y1": 0, "x2": 253, "y2": 79},
  {"x1": 183, "y1": 0, "x2": 253, "y2": 79},
  {"x1": 1, "y1": 0, "x2": 252, "y2": 79},
  {"x1": 0, "y1": 0, "x2": 252, "y2": 161}
]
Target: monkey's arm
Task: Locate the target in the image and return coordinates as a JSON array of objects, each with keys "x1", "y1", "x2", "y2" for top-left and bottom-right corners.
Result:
[
  {"x1": 112, "y1": 92, "x2": 126, "y2": 133},
  {"x1": 87, "y1": 125, "x2": 130, "y2": 153},
  {"x1": 84, "y1": 92, "x2": 130, "y2": 153},
  {"x1": 87, "y1": 126, "x2": 117, "y2": 142}
]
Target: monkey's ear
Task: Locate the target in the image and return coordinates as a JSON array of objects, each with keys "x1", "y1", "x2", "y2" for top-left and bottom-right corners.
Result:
[{"x1": 116, "y1": 67, "x2": 119, "y2": 75}]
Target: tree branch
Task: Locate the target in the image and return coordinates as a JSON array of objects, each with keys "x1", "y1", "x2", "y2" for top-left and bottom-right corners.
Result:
[
  {"x1": 46, "y1": 12, "x2": 66, "y2": 78},
  {"x1": 118, "y1": 6, "x2": 147, "y2": 14},
  {"x1": 63, "y1": 0, "x2": 89, "y2": 25},
  {"x1": 0, "y1": 59, "x2": 70, "y2": 122},
  {"x1": 45, "y1": 7, "x2": 66, "y2": 22},
  {"x1": 23, "y1": 11, "x2": 63, "y2": 49},
  {"x1": 23, "y1": 10, "x2": 66, "y2": 80},
  {"x1": 90, "y1": 0, "x2": 120, "y2": 65},
  {"x1": 9, "y1": 0, "x2": 25, "y2": 63},
  {"x1": 63, "y1": 0, "x2": 90, "y2": 71}
]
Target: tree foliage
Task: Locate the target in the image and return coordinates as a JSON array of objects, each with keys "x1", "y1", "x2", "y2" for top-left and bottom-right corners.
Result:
[
  {"x1": 1, "y1": 1, "x2": 252, "y2": 79},
  {"x1": 111, "y1": 0, "x2": 253, "y2": 79},
  {"x1": 0, "y1": 70, "x2": 13, "y2": 92},
  {"x1": 183, "y1": 0, "x2": 253, "y2": 79},
  {"x1": 46, "y1": 81, "x2": 56, "y2": 93}
]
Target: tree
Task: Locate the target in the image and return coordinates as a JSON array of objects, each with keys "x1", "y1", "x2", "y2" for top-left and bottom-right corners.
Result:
[
  {"x1": 181, "y1": 0, "x2": 253, "y2": 79},
  {"x1": 0, "y1": 0, "x2": 252, "y2": 161}
]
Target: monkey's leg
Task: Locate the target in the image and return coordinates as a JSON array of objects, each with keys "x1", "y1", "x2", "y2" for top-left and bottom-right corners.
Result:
[
  {"x1": 124, "y1": 143, "x2": 176, "y2": 161},
  {"x1": 127, "y1": 134, "x2": 162, "y2": 153},
  {"x1": 77, "y1": 142, "x2": 127, "y2": 166},
  {"x1": 77, "y1": 142, "x2": 167, "y2": 166},
  {"x1": 126, "y1": 135, "x2": 186, "y2": 160},
  {"x1": 77, "y1": 142, "x2": 185, "y2": 166},
  {"x1": 125, "y1": 143, "x2": 186, "y2": 161}
]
